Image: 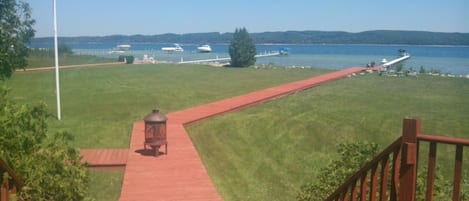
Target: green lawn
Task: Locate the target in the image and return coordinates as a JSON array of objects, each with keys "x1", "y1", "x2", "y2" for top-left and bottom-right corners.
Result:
[
  {"x1": 6, "y1": 64, "x2": 328, "y2": 148},
  {"x1": 5, "y1": 63, "x2": 328, "y2": 200},
  {"x1": 27, "y1": 52, "x2": 116, "y2": 68},
  {"x1": 88, "y1": 170, "x2": 124, "y2": 201},
  {"x1": 186, "y1": 74, "x2": 469, "y2": 201},
  {"x1": 6, "y1": 63, "x2": 469, "y2": 201}
]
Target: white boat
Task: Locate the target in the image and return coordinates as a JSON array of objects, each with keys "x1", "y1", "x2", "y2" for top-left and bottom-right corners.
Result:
[
  {"x1": 117, "y1": 44, "x2": 131, "y2": 50},
  {"x1": 108, "y1": 50, "x2": 126, "y2": 54},
  {"x1": 197, "y1": 44, "x2": 212, "y2": 53},
  {"x1": 162, "y1": 43, "x2": 184, "y2": 52}
]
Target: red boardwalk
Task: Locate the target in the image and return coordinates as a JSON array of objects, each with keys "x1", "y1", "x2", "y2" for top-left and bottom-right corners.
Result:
[{"x1": 119, "y1": 67, "x2": 367, "y2": 201}]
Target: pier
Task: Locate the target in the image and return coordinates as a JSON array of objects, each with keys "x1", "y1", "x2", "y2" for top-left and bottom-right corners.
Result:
[
  {"x1": 382, "y1": 54, "x2": 411, "y2": 67},
  {"x1": 178, "y1": 51, "x2": 281, "y2": 64}
]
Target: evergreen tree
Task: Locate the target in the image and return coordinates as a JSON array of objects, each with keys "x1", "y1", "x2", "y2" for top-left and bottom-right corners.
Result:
[
  {"x1": 229, "y1": 27, "x2": 256, "y2": 67},
  {"x1": 0, "y1": 0, "x2": 35, "y2": 79}
]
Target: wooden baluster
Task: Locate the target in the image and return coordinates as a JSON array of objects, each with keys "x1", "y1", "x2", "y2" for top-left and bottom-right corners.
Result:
[
  {"x1": 360, "y1": 173, "x2": 368, "y2": 201},
  {"x1": 342, "y1": 189, "x2": 349, "y2": 201},
  {"x1": 380, "y1": 156, "x2": 389, "y2": 201},
  {"x1": 452, "y1": 145, "x2": 463, "y2": 201},
  {"x1": 426, "y1": 142, "x2": 437, "y2": 201},
  {"x1": 370, "y1": 164, "x2": 378, "y2": 201},
  {"x1": 1, "y1": 173, "x2": 8, "y2": 201},
  {"x1": 351, "y1": 180, "x2": 358, "y2": 201},
  {"x1": 390, "y1": 148, "x2": 401, "y2": 201}
]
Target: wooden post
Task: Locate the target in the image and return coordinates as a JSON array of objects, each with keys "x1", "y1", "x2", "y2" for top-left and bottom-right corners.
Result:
[
  {"x1": 1, "y1": 174, "x2": 8, "y2": 201},
  {"x1": 399, "y1": 118, "x2": 420, "y2": 201}
]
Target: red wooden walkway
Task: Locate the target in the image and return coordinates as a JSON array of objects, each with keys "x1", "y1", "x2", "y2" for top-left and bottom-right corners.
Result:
[
  {"x1": 119, "y1": 67, "x2": 367, "y2": 201},
  {"x1": 84, "y1": 67, "x2": 369, "y2": 201}
]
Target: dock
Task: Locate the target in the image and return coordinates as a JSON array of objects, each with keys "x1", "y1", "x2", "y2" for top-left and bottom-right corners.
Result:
[
  {"x1": 382, "y1": 54, "x2": 411, "y2": 67},
  {"x1": 178, "y1": 51, "x2": 281, "y2": 64}
]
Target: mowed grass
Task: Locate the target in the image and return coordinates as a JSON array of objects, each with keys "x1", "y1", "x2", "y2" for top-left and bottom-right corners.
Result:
[
  {"x1": 5, "y1": 63, "x2": 328, "y2": 201},
  {"x1": 88, "y1": 170, "x2": 124, "y2": 201},
  {"x1": 6, "y1": 63, "x2": 469, "y2": 201},
  {"x1": 5, "y1": 64, "x2": 329, "y2": 148},
  {"x1": 26, "y1": 53, "x2": 116, "y2": 68},
  {"x1": 186, "y1": 74, "x2": 469, "y2": 201}
]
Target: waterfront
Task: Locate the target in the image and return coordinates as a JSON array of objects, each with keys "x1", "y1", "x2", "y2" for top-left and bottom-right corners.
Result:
[{"x1": 31, "y1": 43, "x2": 469, "y2": 75}]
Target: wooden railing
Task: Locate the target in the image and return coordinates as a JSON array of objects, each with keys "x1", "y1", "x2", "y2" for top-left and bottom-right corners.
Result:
[
  {"x1": 0, "y1": 157, "x2": 23, "y2": 201},
  {"x1": 325, "y1": 118, "x2": 468, "y2": 201}
]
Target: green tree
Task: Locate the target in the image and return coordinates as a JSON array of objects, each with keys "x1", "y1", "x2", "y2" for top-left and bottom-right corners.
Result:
[
  {"x1": 0, "y1": 87, "x2": 92, "y2": 201},
  {"x1": 229, "y1": 27, "x2": 256, "y2": 67},
  {"x1": 0, "y1": 0, "x2": 35, "y2": 79}
]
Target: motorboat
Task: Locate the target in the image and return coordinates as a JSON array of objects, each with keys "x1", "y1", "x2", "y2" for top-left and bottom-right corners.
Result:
[
  {"x1": 162, "y1": 43, "x2": 184, "y2": 52},
  {"x1": 109, "y1": 44, "x2": 130, "y2": 54},
  {"x1": 108, "y1": 50, "x2": 126, "y2": 54},
  {"x1": 278, "y1": 47, "x2": 290, "y2": 55},
  {"x1": 197, "y1": 44, "x2": 212, "y2": 53},
  {"x1": 117, "y1": 44, "x2": 131, "y2": 50}
]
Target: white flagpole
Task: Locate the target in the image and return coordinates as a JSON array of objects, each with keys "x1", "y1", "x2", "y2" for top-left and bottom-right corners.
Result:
[{"x1": 53, "y1": 0, "x2": 62, "y2": 120}]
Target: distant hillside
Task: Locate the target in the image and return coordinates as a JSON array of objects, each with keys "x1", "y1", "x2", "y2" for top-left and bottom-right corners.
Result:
[{"x1": 33, "y1": 30, "x2": 469, "y2": 46}]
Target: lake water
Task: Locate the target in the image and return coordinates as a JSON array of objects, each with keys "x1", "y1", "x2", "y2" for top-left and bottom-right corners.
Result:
[{"x1": 31, "y1": 43, "x2": 469, "y2": 75}]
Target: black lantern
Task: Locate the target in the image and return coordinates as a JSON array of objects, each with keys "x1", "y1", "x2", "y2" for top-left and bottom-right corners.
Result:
[{"x1": 144, "y1": 109, "x2": 168, "y2": 156}]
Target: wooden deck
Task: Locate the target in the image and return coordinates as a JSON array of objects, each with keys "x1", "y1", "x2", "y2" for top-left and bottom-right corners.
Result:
[
  {"x1": 83, "y1": 67, "x2": 369, "y2": 200},
  {"x1": 80, "y1": 149, "x2": 128, "y2": 170},
  {"x1": 119, "y1": 67, "x2": 367, "y2": 201}
]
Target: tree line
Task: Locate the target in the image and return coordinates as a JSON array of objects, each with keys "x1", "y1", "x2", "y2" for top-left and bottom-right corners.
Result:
[{"x1": 33, "y1": 30, "x2": 469, "y2": 46}]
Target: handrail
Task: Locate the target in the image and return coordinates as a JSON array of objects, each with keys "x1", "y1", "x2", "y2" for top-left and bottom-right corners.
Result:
[
  {"x1": 324, "y1": 118, "x2": 468, "y2": 201},
  {"x1": 1, "y1": 157, "x2": 23, "y2": 201},
  {"x1": 0, "y1": 158, "x2": 23, "y2": 189},
  {"x1": 418, "y1": 133, "x2": 469, "y2": 146},
  {"x1": 418, "y1": 133, "x2": 467, "y2": 201},
  {"x1": 325, "y1": 137, "x2": 402, "y2": 201}
]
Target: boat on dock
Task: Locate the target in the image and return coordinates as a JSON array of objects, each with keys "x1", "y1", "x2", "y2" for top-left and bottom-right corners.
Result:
[
  {"x1": 197, "y1": 44, "x2": 212, "y2": 53},
  {"x1": 162, "y1": 43, "x2": 184, "y2": 53}
]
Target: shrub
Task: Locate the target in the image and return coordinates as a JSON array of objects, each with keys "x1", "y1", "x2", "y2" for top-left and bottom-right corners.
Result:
[
  {"x1": 118, "y1": 55, "x2": 134, "y2": 64},
  {"x1": 297, "y1": 141, "x2": 380, "y2": 201},
  {"x1": 0, "y1": 86, "x2": 92, "y2": 201}
]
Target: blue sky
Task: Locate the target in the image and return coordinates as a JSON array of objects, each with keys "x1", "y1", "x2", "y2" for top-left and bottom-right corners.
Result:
[{"x1": 26, "y1": 0, "x2": 468, "y2": 37}]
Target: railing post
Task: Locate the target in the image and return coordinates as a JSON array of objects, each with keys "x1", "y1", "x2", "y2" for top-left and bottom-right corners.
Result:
[
  {"x1": 399, "y1": 118, "x2": 420, "y2": 201},
  {"x1": 1, "y1": 173, "x2": 9, "y2": 201}
]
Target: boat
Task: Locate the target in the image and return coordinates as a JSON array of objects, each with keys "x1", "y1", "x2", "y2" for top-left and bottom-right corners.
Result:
[
  {"x1": 162, "y1": 43, "x2": 184, "y2": 52},
  {"x1": 117, "y1": 44, "x2": 131, "y2": 50},
  {"x1": 109, "y1": 44, "x2": 131, "y2": 54},
  {"x1": 108, "y1": 50, "x2": 126, "y2": 54},
  {"x1": 278, "y1": 47, "x2": 290, "y2": 55},
  {"x1": 197, "y1": 44, "x2": 212, "y2": 53}
]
